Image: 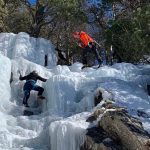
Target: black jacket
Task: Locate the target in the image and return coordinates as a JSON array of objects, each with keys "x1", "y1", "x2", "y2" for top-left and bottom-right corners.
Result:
[{"x1": 19, "y1": 72, "x2": 47, "y2": 82}]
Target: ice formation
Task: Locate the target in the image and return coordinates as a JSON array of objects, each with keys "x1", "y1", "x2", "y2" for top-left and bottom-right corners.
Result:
[{"x1": 0, "y1": 32, "x2": 150, "y2": 150}]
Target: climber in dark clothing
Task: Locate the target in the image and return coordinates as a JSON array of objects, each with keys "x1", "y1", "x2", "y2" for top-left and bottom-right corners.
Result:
[{"x1": 19, "y1": 71, "x2": 47, "y2": 107}]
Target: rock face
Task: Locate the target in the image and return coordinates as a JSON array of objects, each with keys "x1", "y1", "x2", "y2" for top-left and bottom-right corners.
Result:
[
  {"x1": 94, "y1": 88, "x2": 113, "y2": 107},
  {"x1": 23, "y1": 110, "x2": 34, "y2": 116},
  {"x1": 94, "y1": 91, "x2": 103, "y2": 106},
  {"x1": 80, "y1": 127, "x2": 122, "y2": 150},
  {"x1": 82, "y1": 109, "x2": 150, "y2": 150},
  {"x1": 86, "y1": 108, "x2": 105, "y2": 122},
  {"x1": 82, "y1": 87, "x2": 150, "y2": 150},
  {"x1": 99, "y1": 110, "x2": 150, "y2": 150}
]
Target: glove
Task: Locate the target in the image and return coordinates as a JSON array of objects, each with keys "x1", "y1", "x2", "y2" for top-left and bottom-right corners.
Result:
[
  {"x1": 78, "y1": 43, "x2": 85, "y2": 48},
  {"x1": 88, "y1": 42, "x2": 93, "y2": 48},
  {"x1": 78, "y1": 43, "x2": 82, "y2": 47},
  {"x1": 19, "y1": 74, "x2": 22, "y2": 80}
]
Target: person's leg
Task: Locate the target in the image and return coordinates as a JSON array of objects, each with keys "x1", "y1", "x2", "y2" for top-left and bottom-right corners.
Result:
[
  {"x1": 23, "y1": 90, "x2": 30, "y2": 107},
  {"x1": 82, "y1": 48, "x2": 88, "y2": 66},
  {"x1": 23, "y1": 82, "x2": 34, "y2": 107},
  {"x1": 82, "y1": 46, "x2": 93, "y2": 69},
  {"x1": 93, "y1": 46, "x2": 102, "y2": 66},
  {"x1": 33, "y1": 85, "x2": 45, "y2": 99}
]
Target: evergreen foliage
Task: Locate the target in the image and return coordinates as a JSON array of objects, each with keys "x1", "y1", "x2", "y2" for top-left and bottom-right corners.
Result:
[
  {"x1": 89, "y1": 0, "x2": 150, "y2": 63},
  {"x1": 0, "y1": 0, "x2": 149, "y2": 64}
]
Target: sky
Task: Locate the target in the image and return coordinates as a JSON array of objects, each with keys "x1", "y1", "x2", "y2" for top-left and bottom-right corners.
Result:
[
  {"x1": 28, "y1": 0, "x2": 100, "y2": 5},
  {"x1": 29, "y1": 0, "x2": 36, "y2": 4}
]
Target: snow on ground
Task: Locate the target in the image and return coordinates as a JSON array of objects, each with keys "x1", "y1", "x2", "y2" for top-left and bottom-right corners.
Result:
[{"x1": 0, "y1": 33, "x2": 150, "y2": 150}]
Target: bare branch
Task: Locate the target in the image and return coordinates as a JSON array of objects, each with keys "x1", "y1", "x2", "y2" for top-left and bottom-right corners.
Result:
[{"x1": 39, "y1": 15, "x2": 57, "y2": 28}]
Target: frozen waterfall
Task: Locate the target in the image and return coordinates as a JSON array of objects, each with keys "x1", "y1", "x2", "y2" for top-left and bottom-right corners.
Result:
[{"x1": 0, "y1": 32, "x2": 150, "y2": 150}]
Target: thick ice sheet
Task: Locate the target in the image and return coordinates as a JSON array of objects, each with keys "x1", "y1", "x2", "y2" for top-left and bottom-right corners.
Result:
[
  {"x1": 0, "y1": 33, "x2": 150, "y2": 150},
  {"x1": 0, "y1": 32, "x2": 57, "y2": 68}
]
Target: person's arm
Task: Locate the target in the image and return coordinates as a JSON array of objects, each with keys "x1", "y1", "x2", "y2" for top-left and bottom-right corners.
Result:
[
  {"x1": 37, "y1": 75, "x2": 47, "y2": 82},
  {"x1": 87, "y1": 35, "x2": 94, "y2": 43},
  {"x1": 78, "y1": 42, "x2": 85, "y2": 48},
  {"x1": 19, "y1": 74, "x2": 29, "y2": 80}
]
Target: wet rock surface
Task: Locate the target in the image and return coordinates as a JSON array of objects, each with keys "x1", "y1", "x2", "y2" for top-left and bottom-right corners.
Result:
[
  {"x1": 82, "y1": 88, "x2": 150, "y2": 150},
  {"x1": 99, "y1": 110, "x2": 150, "y2": 150},
  {"x1": 81, "y1": 127, "x2": 122, "y2": 150}
]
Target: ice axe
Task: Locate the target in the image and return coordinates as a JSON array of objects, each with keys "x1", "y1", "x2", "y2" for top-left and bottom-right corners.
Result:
[{"x1": 94, "y1": 40, "x2": 102, "y2": 47}]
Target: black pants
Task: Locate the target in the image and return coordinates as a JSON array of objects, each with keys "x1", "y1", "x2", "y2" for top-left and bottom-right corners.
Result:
[
  {"x1": 23, "y1": 82, "x2": 44, "y2": 104},
  {"x1": 82, "y1": 45, "x2": 102, "y2": 65}
]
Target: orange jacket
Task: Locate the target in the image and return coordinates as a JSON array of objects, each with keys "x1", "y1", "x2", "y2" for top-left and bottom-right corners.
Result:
[{"x1": 79, "y1": 31, "x2": 94, "y2": 48}]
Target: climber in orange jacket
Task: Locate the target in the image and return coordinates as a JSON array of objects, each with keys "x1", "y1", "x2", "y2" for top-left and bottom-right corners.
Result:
[{"x1": 73, "y1": 31, "x2": 102, "y2": 68}]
